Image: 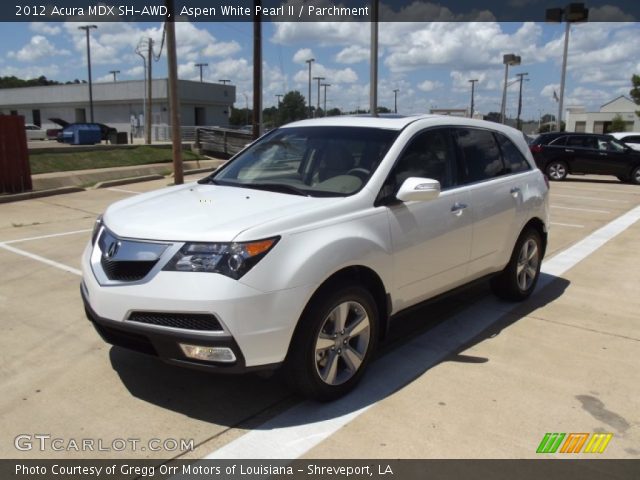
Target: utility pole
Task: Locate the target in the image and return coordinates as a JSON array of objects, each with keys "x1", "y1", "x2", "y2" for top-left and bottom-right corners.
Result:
[
  {"x1": 516, "y1": 72, "x2": 529, "y2": 131},
  {"x1": 305, "y1": 58, "x2": 315, "y2": 118},
  {"x1": 370, "y1": 0, "x2": 379, "y2": 116},
  {"x1": 219, "y1": 79, "x2": 231, "y2": 85},
  {"x1": 78, "y1": 25, "x2": 97, "y2": 122},
  {"x1": 468, "y1": 79, "x2": 478, "y2": 118},
  {"x1": 253, "y1": 0, "x2": 262, "y2": 140},
  {"x1": 393, "y1": 88, "x2": 399, "y2": 114},
  {"x1": 195, "y1": 63, "x2": 208, "y2": 82},
  {"x1": 109, "y1": 70, "x2": 120, "y2": 82},
  {"x1": 166, "y1": 0, "x2": 183, "y2": 184},
  {"x1": 146, "y1": 37, "x2": 153, "y2": 145},
  {"x1": 313, "y1": 76, "x2": 325, "y2": 116},
  {"x1": 321, "y1": 84, "x2": 331, "y2": 114}
]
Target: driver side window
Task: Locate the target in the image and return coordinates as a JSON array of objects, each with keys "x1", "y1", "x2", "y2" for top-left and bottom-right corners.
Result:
[{"x1": 392, "y1": 128, "x2": 456, "y2": 190}]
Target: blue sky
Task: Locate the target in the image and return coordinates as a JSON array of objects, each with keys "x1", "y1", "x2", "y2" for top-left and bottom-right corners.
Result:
[{"x1": 0, "y1": 20, "x2": 638, "y2": 121}]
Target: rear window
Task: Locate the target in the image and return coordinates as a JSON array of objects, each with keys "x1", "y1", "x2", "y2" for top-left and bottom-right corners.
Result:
[
  {"x1": 455, "y1": 128, "x2": 505, "y2": 183},
  {"x1": 496, "y1": 133, "x2": 531, "y2": 174}
]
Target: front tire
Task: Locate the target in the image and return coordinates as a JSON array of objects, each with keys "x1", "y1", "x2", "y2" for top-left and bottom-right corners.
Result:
[
  {"x1": 286, "y1": 284, "x2": 379, "y2": 401},
  {"x1": 491, "y1": 228, "x2": 543, "y2": 301},
  {"x1": 631, "y1": 166, "x2": 640, "y2": 185},
  {"x1": 546, "y1": 161, "x2": 568, "y2": 181}
]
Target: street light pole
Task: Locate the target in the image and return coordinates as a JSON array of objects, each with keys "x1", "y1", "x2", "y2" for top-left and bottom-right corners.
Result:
[
  {"x1": 500, "y1": 53, "x2": 521, "y2": 124},
  {"x1": 546, "y1": 3, "x2": 589, "y2": 131},
  {"x1": 313, "y1": 76, "x2": 325, "y2": 116},
  {"x1": 305, "y1": 58, "x2": 315, "y2": 118},
  {"x1": 109, "y1": 70, "x2": 120, "y2": 82},
  {"x1": 321, "y1": 84, "x2": 331, "y2": 114},
  {"x1": 78, "y1": 25, "x2": 97, "y2": 123},
  {"x1": 275, "y1": 94, "x2": 283, "y2": 107},
  {"x1": 218, "y1": 79, "x2": 231, "y2": 85},
  {"x1": 393, "y1": 89, "x2": 399, "y2": 114},
  {"x1": 468, "y1": 79, "x2": 478, "y2": 118},
  {"x1": 516, "y1": 72, "x2": 529, "y2": 131},
  {"x1": 195, "y1": 63, "x2": 208, "y2": 82},
  {"x1": 370, "y1": 0, "x2": 379, "y2": 117}
]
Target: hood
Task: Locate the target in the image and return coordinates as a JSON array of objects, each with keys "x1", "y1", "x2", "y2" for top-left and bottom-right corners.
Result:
[{"x1": 103, "y1": 183, "x2": 340, "y2": 242}]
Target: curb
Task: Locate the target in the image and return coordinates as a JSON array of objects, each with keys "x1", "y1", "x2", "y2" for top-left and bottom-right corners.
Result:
[
  {"x1": 0, "y1": 186, "x2": 85, "y2": 204},
  {"x1": 93, "y1": 174, "x2": 165, "y2": 189}
]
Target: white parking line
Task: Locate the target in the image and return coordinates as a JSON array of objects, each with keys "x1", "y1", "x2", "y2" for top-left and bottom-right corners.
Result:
[
  {"x1": 203, "y1": 204, "x2": 640, "y2": 460},
  {"x1": 0, "y1": 243, "x2": 82, "y2": 276},
  {"x1": 551, "y1": 193, "x2": 628, "y2": 203},
  {"x1": 550, "y1": 222, "x2": 584, "y2": 228},
  {"x1": 2, "y1": 229, "x2": 92, "y2": 245},
  {"x1": 553, "y1": 185, "x2": 639, "y2": 196},
  {"x1": 106, "y1": 187, "x2": 141, "y2": 194},
  {"x1": 551, "y1": 205, "x2": 610, "y2": 214}
]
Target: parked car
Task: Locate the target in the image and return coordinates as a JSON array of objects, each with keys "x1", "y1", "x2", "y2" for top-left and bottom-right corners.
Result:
[
  {"x1": 25, "y1": 123, "x2": 46, "y2": 141},
  {"x1": 51, "y1": 118, "x2": 118, "y2": 143},
  {"x1": 81, "y1": 115, "x2": 549, "y2": 400},
  {"x1": 610, "y1": 132, "x2": 640, "y2": 152},
  {"x1": 530, "y1": 132, "x2": 640, "y2": 184}
]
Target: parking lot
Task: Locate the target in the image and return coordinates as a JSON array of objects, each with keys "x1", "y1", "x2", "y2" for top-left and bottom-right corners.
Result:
[{"x1": 1, "y1": 173, "x2": 639, "y2": 460}]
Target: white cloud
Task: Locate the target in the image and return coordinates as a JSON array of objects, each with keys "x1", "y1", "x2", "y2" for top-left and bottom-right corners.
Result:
[
  {"x1": 202, "y1": 41, "x2": 242, "y2": 58},
  {"x1": 292, "y1": 48, "x2": 315, "y2": 64},
  {"x1": 29, "y1": 22, "x2": 61, "y2": 35},
  {"x1": 7, "y1": 36, "x2": 69, "y2": 62},
  {"x1": 335, "y1": 45, "x2": 369, "y2": 64},
  {"x1": 0, "y1": 64, "x2": 61, "y2": 79},
  {"x1": 293, "y1": 62, "x2": 358, "y2": 86},
  {"x1": 417, "y1": 80, "x2": 442, "y2": 92}
]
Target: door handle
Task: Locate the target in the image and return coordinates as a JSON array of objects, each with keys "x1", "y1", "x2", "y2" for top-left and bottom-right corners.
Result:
[
  {"x1": 565, "y1": 149, "x2": 574, "y2": 153},
  {"x1": 451, "y1": 202, "x2": 468, "y2": 215},
  {"x1": 510, "y1": 187, "x2": 521, "y2": 198}
]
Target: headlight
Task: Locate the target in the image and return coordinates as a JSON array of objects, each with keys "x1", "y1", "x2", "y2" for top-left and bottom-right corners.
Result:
[
  {"x1": 91, "y1": 215, "x2": 103, "y2": 245},
  {"x1": 163, "y1": 237, "x2": 279, "y2": 279}
]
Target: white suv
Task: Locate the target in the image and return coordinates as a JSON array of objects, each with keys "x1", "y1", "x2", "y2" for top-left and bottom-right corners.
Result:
[{"x1": 81, "y1": 115, "x2": 549, "y2": 400}]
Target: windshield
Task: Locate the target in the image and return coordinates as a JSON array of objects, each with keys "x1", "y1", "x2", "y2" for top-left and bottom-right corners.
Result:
[{"x1": 208, "y1": 126, "x2": 399, "y2": 197}]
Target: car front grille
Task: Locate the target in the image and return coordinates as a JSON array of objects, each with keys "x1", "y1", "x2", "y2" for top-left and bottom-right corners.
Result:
[
  {"x1": 100, "y1": 258, "x2": 158, "y2": 282},
  {"x1": 127, "y1": 311, "x2": 223, "y2": 331}
]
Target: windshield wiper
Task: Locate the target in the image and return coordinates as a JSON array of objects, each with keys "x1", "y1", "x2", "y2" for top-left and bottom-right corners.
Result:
[{"x1": 241, "y1": 183, "x2": 310, "y2": 197}]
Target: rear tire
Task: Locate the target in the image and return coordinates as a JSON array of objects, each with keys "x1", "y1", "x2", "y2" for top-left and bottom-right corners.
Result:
[
  {"x1": 491, "y1": 228, "x2": 543, "y2": 301},
  {"x1": 546, "y1": 161, "x2": 568, "y2": 181},
  {"x1": 285, "y1": 284, "x2": 379, "y2": 401}
]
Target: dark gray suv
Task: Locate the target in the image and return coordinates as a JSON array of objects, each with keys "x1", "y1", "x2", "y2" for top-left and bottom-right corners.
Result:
[{"x1": 530, "y1": 132, "x2": 640, "y2": 184}]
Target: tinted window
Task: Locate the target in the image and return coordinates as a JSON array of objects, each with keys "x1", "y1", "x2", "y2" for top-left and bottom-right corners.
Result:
[
  {"x1": 622, "y1": 135, "x2": 640, "y2": 143},
  {"x1": 455, "y1": 128, "x2": 505, "y2": 183},
  {"x1": 567, "y1": 136, "x2": 597, "y2": 149},
  {"x1": 392, "y1": 129, "x2": 456, "y2": 189},
  {"x1": 496, "y1": 133, "x2": 531, "y2": 173},
  {"x1": 549, "y1": 136, "x2": 567, "y2": 146}
]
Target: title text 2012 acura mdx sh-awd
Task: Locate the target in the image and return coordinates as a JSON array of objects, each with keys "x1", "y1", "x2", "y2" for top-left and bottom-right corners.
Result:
[{"x1": 81, "y1": 115, "x2": 549, "y2": 400}]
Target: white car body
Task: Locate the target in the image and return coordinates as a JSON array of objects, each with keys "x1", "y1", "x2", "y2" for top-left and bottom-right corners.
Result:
[
  {"x1": 610, "y1": 132, "x2": 640, "y2": 151},
  {"x1": 81, "y1": 115, "x2": 549, "y2": 399},
  {"x1": 25, "y1": 123, "x2": 46, "y2": 141}
]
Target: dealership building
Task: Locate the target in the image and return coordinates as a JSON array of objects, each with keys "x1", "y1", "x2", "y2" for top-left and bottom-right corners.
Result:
[
  {"x1": 0, "y1": 79, "x2": 235, "y2": 135},
  {"x1": 565, "y1": 96, "x2": 640, "y2": 134}
]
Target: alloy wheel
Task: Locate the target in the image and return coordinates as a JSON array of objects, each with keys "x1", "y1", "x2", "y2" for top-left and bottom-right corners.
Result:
[
  {"x1": 516, "y1": 238, "x2": 539, "y2": 291},
  {"x1": 314, "y1": 301, "x2": 371, "y2": 386}
]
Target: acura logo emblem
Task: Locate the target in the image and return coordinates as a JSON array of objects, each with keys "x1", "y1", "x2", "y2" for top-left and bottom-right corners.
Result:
[{"x1": 105, "y1": 241, "x2": 121, "y2": 259}]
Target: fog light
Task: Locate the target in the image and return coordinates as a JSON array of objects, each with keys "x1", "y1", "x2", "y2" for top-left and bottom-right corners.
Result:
[{"x1": 179, "y1": 344, "x2": 236, "y2": 363}]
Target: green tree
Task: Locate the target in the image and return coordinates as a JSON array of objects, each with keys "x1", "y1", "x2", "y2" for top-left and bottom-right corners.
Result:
[
  {"x1": 326, "y1": 107, "x2": 342, "y2": 117},
  {"x1": 278, "y1": 91, "x2": 307, "y2": 125},
  {"x1": 610, "y1": 114, "x2": 627, "y2": 133},
  {"x1": 376, "y1": 106, "x2": 391, "y2": 114},
  {"x1": 229, "y1": 107, "x2": 252, "y2": 126},
  {"x1": 630, "y1": 74, "x2": 640, "y2": 118}
]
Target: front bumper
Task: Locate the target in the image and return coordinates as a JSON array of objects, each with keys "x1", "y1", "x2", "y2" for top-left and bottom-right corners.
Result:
[
  {"x1": 81, "y1": 284, "x2": 271, "y2": 373},
  {"x1": 81, "y1": 242, "x2": 315, "y2": 371}
]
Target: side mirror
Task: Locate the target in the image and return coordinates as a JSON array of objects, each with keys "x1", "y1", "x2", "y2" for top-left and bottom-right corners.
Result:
[{"x1": 396, "y1": 177, "x2": 441, "y2": 202}]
